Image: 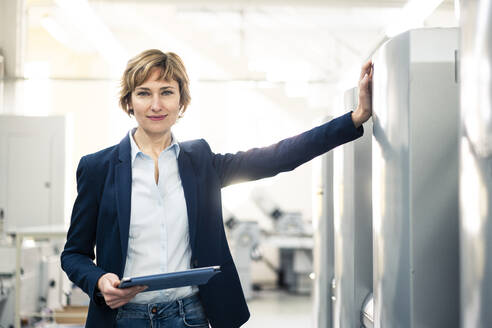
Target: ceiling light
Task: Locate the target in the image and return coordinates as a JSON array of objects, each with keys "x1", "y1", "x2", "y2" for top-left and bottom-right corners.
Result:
[{"x1": 385, "y1": 0, "x2": 445, "y2": 37}]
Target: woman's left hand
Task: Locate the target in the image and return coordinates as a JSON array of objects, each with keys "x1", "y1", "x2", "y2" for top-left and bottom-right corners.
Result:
[{"x1": 351, "y1": 60, "x2": 373, "y2": 128}]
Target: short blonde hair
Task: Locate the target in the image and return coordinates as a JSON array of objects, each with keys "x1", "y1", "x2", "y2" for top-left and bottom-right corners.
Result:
[{"x1": 119, "y1": 49, "x2": 191, "y2": 116}]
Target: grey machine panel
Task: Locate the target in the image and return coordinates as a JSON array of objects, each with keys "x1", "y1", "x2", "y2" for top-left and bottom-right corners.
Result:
[
  {"x1": 372, "y1": 28, "x2": 459, "y2": 327},
  {"x1": 313, "y1": 117, "x2": 334, "y2": 328},
  {"x1": 459, "y1": 1, "x2": 492, "y2": 327},
  {"x1": 332, "y1": 88, "x2": 372, "y2": 328}
]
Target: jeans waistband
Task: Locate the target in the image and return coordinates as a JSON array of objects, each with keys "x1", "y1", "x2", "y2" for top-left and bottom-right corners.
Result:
[{"x1": 118, "y1": 293, "x2": 201, "y2": 318}]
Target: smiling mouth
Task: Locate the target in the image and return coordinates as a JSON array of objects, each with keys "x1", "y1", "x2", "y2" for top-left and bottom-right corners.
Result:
[{"x1": 148, "y1": 115, "x2": 167, "y2": 121}]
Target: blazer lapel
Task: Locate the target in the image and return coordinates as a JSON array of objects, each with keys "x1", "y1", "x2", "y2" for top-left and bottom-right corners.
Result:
[
  {"x1": 115, "y1": 134, "x2": 132, "y2": 273},
  {"x1": 177, "y1": 150, "x2": 198, "y2": 253}
]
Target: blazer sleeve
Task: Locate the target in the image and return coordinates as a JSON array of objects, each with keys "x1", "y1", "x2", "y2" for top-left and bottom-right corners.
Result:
[
  {"x1": 209, "y1": 111, "x2": 364, "y2": 188},
  {"x1": 60, "y1": 156, "x2": 107, "y2": 305}
]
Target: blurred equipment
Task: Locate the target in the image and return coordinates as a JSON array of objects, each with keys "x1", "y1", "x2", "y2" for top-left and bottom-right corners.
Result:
[
  {"x1": 251, "y1": 191, "x2": 308, "y2": 235},
  {"x1": 251, "y1": 190, "x2": 313, "y2": 294},
  {"x1": 225, "y1": 215, "x2": 260, "y2": 300},
  {"x1": 0, "y1": 267, "x2": 15, "y2": 327},
  {"x1": 0, "y1": 238, "x2": 64, "y2": 328},
  {"x1": 225, "y1": 188, "x2": 314, "y2": 297},
  {"x1": 0, "y1": 115, "x2": 72, "y2": 328},
  {"x1": 372, "y1": 27, "x2": 459, "y2": 327},
  {"x1": 459, "y1": 0, "x2": 492, "y2": 326}
]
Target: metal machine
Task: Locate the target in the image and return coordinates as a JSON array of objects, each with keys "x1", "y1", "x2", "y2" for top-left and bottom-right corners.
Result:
[
  {"x1": 459, "y1": 1, "x2": 492, "y2": 326},
  {"x1": 332, "y1": 87, "x2": 372, "y2": 328},
  {"x1": 312, "y1": 117, "x2": 334, "y2": 328},
  {"x1": 372, "y1": 28, "x2": 460, "y2": 327},
  {"x1": 312, "y1": 88, "x2": 373, "y2": 328}
]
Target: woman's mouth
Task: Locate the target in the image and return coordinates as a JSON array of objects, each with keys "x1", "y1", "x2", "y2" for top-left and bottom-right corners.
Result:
[{"x1": 148, "y1": 115, "x2": 167, "y2": 121}]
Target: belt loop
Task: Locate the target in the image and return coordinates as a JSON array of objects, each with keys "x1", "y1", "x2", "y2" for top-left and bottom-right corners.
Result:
[{"x1": 178, "y1": 299, "x2": 185, "y2": 317}]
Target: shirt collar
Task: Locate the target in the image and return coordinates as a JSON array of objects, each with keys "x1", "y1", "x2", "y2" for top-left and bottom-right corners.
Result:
[{"x1": 128, "y1": 128, "x2": 180, "y2": 165}]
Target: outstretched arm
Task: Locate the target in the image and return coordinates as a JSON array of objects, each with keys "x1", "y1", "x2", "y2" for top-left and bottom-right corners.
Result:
[
  {"x1": 209, "y1": 61, "x2": 373, "y2": 188},
  {"x1": 206, "y1": 61, "x2": 372, "y2": 187},
  {"x1": 209, "y1": 112, "x2": 363, "y2": 188}
]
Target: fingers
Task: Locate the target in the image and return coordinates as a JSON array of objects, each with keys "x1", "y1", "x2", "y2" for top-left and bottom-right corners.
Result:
[
  {"x1": 360, "y1": 60, "x2": 372, "y2": 80},
  {"x1": 106, "y1": 289, "x2": 139, "y2": 309},
  {"x1": 103, "y1": 285, "x2": 147, "y2": 309},
  {"x1": 105, "y1": 285, "x2": 145, "y2": 298},
  {"x1": 359, "y1": 59, "x2": 374, "y2": 94},
  {"x1": 98, "y1": 272, "x2": 119, "y2": 292},
  {"x1": 98, "y1": 273, "x2": 149, "y2": 309},
  {"x1": 359, "y1": 73, "x2": 370, "y2": 93},
  {"x1": 355, "y1": 60, "x2": 373, "y2": 127}
]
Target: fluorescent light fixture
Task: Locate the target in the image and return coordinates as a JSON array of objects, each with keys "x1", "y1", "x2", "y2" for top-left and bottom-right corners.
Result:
[
  {"x1": 54, "y1": 0, "x2": 128, "y2": 74},
  {"x1": 454, "y1": 0, "x2": 460, "y2": 21},
  {"x1": 40, "y1": 16, "x2": 70, "y2": 47},
  {"x1": 40, "y1": 15, "x2": 93, "y2": 53},
  {"x1": 385, "y1": 0, "x2": 445, "y2": 37}
]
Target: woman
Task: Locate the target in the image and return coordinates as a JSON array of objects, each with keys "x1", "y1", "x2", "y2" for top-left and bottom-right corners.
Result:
[{"x1": 61, "y1": 49, "x2": 373, "y2": 328}]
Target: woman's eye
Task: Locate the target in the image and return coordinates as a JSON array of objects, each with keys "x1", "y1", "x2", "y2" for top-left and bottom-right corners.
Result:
[
  {"x1": 137, "y1": 92, "x2": 149, "y2": 96},
  {"x1": 162, "y1": 91, "x2": 173, "y2": 95}
]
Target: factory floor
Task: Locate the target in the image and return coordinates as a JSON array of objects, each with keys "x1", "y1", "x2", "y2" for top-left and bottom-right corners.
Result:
[{"x1": 244, "y1": 290, "x2": 312, "y2": 327}]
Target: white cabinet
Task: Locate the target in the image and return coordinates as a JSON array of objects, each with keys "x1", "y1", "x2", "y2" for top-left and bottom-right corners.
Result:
[{"x1": 0, "y1": 116, "x2": 69, "y2": 231}]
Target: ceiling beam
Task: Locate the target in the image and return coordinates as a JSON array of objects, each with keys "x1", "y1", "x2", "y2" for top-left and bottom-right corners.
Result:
[{"x1": 87, "y1": 0, "x2": 453, "y2": 9}]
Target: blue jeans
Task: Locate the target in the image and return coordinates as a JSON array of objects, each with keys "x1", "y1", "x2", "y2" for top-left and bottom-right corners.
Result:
[{"x1": 115, "y1": 294, "x2": 210, "y2": 328}]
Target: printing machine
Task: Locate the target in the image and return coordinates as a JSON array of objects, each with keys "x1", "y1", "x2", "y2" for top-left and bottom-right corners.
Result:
[
  {"x1": 312, "y1": 129, "x2": 334, "y2": 328},
  {"x1": 0, "y1": 240, "x2": 64, "y2": 328},
  {"x1": 314, "y1": 27, "x2": 461, "y2": 328},
  {"x1": 226, "y1": 189, "x2": 314, "y2": 299},
  {"x1": 459, "y1": 0, "x2": 492, "y2": 326},
  {"x1": 332, "y1": 87, "x2": 372, "y2": 328},
  {"x1": 371, "y1": 27, "x2": 460, "y2": 327}
]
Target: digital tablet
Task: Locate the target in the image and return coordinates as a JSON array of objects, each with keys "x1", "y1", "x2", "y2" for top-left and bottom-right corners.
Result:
[{"x1": 118, "y1": 266, "x2": 221, "y2": 292}]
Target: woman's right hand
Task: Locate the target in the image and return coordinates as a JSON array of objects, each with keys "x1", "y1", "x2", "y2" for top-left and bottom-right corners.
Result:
[
  {"x1": 97, "y1": 273, "x2": 147, "y2": 309},
  {"x1": 352, "y1": 60, "x2": 374, "y2": 128}
]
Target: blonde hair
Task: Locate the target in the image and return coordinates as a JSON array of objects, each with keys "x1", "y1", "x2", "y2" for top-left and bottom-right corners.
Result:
[{"x1": 119, "y1": 49, "x2": 191, "y2": 116}]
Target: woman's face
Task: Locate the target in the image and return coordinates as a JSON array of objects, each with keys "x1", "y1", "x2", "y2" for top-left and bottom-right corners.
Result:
[{"x1": 130, "y1": 68, "x2": 181, "y2": 136}]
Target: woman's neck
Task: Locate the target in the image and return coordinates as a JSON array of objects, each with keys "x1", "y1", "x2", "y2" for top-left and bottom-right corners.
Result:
[{"x1": 133, "y1": 127, "x2": 172, "y2": 158}]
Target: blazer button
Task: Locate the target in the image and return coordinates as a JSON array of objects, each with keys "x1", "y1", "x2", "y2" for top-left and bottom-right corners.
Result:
[{"x1": 193, "y1": 259, "x2": 198, "y2": 268}]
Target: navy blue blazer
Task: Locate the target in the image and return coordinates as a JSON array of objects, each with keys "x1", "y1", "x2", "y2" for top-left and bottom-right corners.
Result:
[{"x1": 61, "y1": 112, "x2": 363, "y2": 327}]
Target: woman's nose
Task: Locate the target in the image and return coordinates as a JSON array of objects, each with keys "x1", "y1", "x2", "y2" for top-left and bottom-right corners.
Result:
[{"x1": 151, "y1": 94, "x2": 162, "y2": 111}]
